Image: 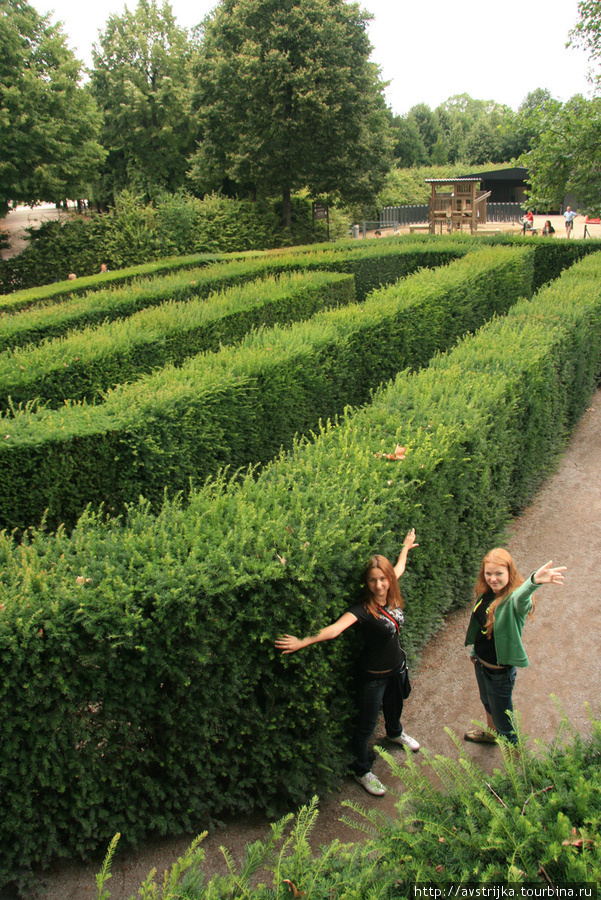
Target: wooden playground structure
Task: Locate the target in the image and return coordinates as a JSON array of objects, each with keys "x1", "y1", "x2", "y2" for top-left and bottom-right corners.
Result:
[{"x1": 426, "y1": 176, "x2": 491, "y2": 234}]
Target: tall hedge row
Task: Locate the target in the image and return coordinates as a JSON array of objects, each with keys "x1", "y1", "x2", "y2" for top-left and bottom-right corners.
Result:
[
  {"x1": 0, "y1": 232, "x2": 374, "y2": 315},
  {"x1": 0, "y1": 251, "x2": 236, "y2": 315},
  {"x1": 0, "y1": 251, "x2": 600, "y2": 887},
  {"x1": 480, "y1": 232, "x2": 601, "y2": 291},
  {"x1": 0, "y1": 247, "x2": 533, "y2": 533},
  {"x1": 0, "y1": 272, "x2": 355, "y2": 411},
  {"x1": 0, "y1": 239, "x2": 468, "y2": 354}
]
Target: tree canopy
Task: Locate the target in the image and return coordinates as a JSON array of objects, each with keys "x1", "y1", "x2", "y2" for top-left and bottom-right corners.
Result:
[
  {"x1": 519, "y1": 93, "x2": 601, "y2": 214},
  {"x1": 189, "y1": 0, "x2": 392, "y2": 227},
  {"x1": 569, "y1": 0, "x2": 601, "y2": 83},
  {"x1": 0, "y1": 0, "x2": 105, "y2": 215},
  {"x1": 514, "y1": 1, "x2": 601, "y2": 213},
  {"x1": 389, "y1": 93, "x2": 528, "y2": 169},
  {"x1": 90, "y1": 0, "x2": 198, "y2": 205}
]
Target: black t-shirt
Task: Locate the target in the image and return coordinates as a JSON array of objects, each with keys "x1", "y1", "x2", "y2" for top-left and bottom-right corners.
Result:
[
  {"x1": 347, "y1": 603, "x2": 406, "y2": 672},
  {"x1": 471, "y1": 590, "x2": 498, "y2": 665}
]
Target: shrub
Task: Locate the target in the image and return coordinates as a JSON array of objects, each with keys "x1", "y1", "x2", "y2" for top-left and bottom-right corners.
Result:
[
  {"x1": 0, "y1": 192, "x2": 339, "y2": 293},
  {"x1": 0, "y1": 238, "x2": 466, "y2": 352},
  {"x1": 348, "y1": 712, "x2": 601, "y2": 888},
  {"x1": 0, "y1": 251, "x2": 230, "y2": 316},
  {"x1": 0, "y1": 271, "x2": 355, "y2": 410},
  {"x1": 0, "y1": 246, "x2": 531, "y2": 532},
  {"x1": 1, "y1": 251, "x2": 599, "y2": 887},
  {"x1": 89, "y1": 714, "x2": 601, "y2": 898}
]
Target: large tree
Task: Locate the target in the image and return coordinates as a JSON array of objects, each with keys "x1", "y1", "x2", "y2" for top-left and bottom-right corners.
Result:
[
  {"x1": 90, "y1": 0, "x2": 197, "y2": 204},
  {"x1": 0, "y1": 0, "x2": 105, "y2": 215},
  {"x1": 189, "y1": 0, "x2": 392, "y2": 228},
  {"x1": 569, "y1": 0, "x2": 601, "y2": 85},
  {"x1": 521, "y1": 94, "x2": 601, "y2": 213}
]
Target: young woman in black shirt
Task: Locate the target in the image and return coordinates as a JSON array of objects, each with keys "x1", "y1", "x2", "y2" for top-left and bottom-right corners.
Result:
[{"x1": 275, "y1": 530, "x2": 420, "y2": 796}]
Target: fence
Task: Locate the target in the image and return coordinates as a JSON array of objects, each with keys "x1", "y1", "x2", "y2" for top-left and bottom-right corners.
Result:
[
  {"x1": 379, "y1": 205, "x2": 428, "y2": 226},
  {"x1": 376, "y1": 202, "x2": 523, "y2": 229},
  {"x1": 486, "y1": 202, "x2": 523, "y2": 222}
]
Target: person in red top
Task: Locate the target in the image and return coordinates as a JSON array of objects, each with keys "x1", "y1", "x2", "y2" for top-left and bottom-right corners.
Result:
[
  {"x1": 276, "y1": 530, "x2": 420, "y2": 796},
  {"x1": 521, "y1": 210, "x2": 534, "y2": 234}
]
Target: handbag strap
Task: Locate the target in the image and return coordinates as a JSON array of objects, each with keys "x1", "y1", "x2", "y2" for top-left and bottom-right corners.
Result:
[{"x1": 378, "y1": 606, "x2": 399, "y2": 631}]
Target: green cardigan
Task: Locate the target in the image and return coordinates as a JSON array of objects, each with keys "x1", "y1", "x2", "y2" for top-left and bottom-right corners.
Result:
[{"x1": 465, "y1": 575, "x2": 538, "y2": 667}]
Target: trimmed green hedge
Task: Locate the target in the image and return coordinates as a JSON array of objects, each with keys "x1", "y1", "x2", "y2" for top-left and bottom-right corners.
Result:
[
  {"x1": 0, "y1": 271, "x2": 355, "y2": 410},
  {"x1": 0, "y1": 246, "x2": 533, "y2": 532},
  {"x1": 0, "y1": 251, "x2": 236, "y2": 315},
  {"x1": 0, "y1": 239, "x2": 468, "y2": 354},
  {"x1": 0, "y1": 251, "x2": 600, "y2": 887},
  {"x1": 481, "y1": 232, "x2": 601, "y2": 291}
]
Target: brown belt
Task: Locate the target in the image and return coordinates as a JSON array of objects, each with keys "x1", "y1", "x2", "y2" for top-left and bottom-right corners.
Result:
[{"x1": 476, "y1": 655, "x2": 510, "y2": 671}]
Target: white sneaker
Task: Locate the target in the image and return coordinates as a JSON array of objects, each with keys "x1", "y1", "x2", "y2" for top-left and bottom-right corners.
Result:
[
  {"x1": 354, "y1": 772, "x2": 386, "y2": 796},
  {"x1": 388, "y1": 730, "x2": 420, "y2": 752}
]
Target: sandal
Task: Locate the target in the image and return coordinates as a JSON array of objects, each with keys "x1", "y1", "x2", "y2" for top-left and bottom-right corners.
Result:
[{"x1": 464, "y1": 729, "x2": 496, "y2": 744}]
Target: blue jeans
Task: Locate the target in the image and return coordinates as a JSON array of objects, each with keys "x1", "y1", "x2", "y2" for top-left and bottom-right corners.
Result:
[
  {"x1": 352, "y1": 670, "x2": 404, "y2": 776},
  {"x1": 474, "y1": 659, "x2": 517, "y2": 743}
]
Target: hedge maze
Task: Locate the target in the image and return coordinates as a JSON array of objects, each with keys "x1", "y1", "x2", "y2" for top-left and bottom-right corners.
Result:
[{"x1": 0, "y1": 234, "x2": 600, "y2": 888}]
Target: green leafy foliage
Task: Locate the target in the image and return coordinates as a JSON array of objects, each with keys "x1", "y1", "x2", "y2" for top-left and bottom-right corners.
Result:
[
  {"x1": 0, "y1": 0, "x2": 105, "y2": 214},
  {"x1": 95, "y1": 712, "x2": 601, "y2": 897},
  {"x1": 345, "y1": 711, "x2": 601, "y2": 888},
  {"x1": 0, "y1": 237, "x2": 465, "y2": 351},
  {"x1": 0, "y1": 245, "x2": 522, "y2": 532},
  {"x1": 0, "y1": 192, "x2": 322, "y2": 293},
  {"x1": 1, "y1": 249, "x2": 600, "y2": 887},
  {"x1": 90, "y1": 0, "x2": 197, "y2": 205},
  {"x1": 0, "y1": 271, "x2": 355, "y2": 409},
  {"x1": 521, "y1": 94, "x2": 601, "y2": 215},
  {"x1": 191, "y1": 0, "x2": 393, "y2": 227},
  {"x1": 0, "y1": 250, "x2": 228, "y2": 315}
]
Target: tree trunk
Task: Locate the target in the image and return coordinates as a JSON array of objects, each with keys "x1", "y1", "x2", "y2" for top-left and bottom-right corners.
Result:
[{"x1": 282, "y1": 186, "x2": 291, "y2": 229}]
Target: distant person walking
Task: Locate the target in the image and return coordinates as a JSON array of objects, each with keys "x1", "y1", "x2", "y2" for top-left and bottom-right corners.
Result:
[
  {"x1": 564, "y1": 206, "x2": 578, "y2": 238},
  {"x1": 464, "y1": 549, "x2": 566, "y2": 745},
  {"x1": 542, "y1": 220, "x2": 555, "y2": 237}
]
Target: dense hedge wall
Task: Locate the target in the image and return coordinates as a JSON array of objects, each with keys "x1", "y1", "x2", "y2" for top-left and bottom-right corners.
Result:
[
  {"x1": 0, "y1": 246, "x2": 532, "y2": 533},
  {"x1": 0, "y1": 271, "x2": 355, "y2": 410},
  {"x1": 0, "y1": 251, "x2": 234, "y2": 315},
  {"x1": 481, "y1": 232, "x2": 601, "y2": 291},
  {"x1": 0, "y1": 251, "x2": 600, "y2": 887},
  {"x1": 0, "y1": 192, "x2": 328, "y2": 293},
  {"x1": 0, "y1": 238, "x2": 468, "y2": 354}
]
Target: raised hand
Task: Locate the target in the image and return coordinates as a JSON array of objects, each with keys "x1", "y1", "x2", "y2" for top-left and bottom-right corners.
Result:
[
  {"x1": 402, "y1": 528, "x2": 419, "y2": 551},
  {"x1": 533, "y1": 560, "x2": 567, "y2": 585}
]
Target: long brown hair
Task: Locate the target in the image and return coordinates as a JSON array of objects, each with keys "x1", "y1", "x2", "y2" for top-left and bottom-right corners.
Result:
[
  {"x1": 362, "y1": 555, "x2": 403, "y2": 618},
  {"x1": 475, "y1": 548, "x2": 531, "y2": 637}
]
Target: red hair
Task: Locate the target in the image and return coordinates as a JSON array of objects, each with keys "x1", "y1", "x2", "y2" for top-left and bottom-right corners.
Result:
[
  {"x1": 362, "y1": 555, "x2": 403, "y2": 618},
  {"x1": 475, "y1": 548, "x2": 531, "y2": 637}
]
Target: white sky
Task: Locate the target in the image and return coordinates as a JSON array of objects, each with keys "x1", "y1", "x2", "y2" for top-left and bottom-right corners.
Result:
[{"x1": 31, "y1": 0, "x2": 594, "y2": 115}]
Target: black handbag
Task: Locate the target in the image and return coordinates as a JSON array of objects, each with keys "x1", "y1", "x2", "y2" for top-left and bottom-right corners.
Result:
[{"x1": 398, "y1": 663, "x2": 411, "y2": 699}]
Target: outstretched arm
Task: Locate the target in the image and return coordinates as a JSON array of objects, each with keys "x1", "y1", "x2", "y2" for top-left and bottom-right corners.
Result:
[
  {"x1": 533, "y1": 560, "x2": 567, "y2": 585},
  {"x1": 275, "y1": 612, "x2": 358, "y2": 655},
  {"x1": 394, "y1": 528, "x2": 419, "y2": 579}
]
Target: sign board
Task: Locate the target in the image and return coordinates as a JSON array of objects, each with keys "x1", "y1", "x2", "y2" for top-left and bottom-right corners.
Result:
[{"x1": 312, "y1": 204, "x2": 328, "y2": 221}]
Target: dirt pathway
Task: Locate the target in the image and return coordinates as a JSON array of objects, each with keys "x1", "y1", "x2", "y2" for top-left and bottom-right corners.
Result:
[{"x1": 15, "y1": 391, "x2": 601, "y2": 900}]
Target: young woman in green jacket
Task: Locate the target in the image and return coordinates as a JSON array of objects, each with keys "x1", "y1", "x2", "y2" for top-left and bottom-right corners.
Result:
[{"x1": 464, "y1": 548, "x2": 566, "y2": 744}]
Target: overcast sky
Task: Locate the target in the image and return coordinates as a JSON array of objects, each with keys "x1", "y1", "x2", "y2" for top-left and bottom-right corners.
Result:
[{"x1": 31, "y1": 0, "x2": 594, "y2": 115}]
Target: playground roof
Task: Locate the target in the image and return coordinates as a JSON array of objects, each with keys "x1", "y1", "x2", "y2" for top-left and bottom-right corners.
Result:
[
  {"x1": 462, "y1": 167, "x2": 528, "y2": 182},
  {"x1": 424, "y1": 177, "x2": 481, "y2": 184}
]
